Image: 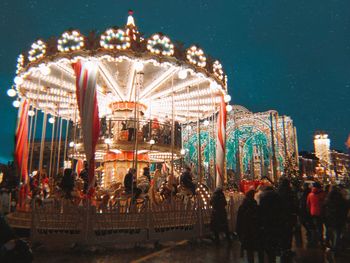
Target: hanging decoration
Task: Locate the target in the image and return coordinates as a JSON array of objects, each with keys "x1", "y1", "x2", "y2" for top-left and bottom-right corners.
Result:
[
  {"x1": 58, "y1": 30, "x2": 84, "y2": 52},
  {"x1": 215, "y1": 95, "x2": 227, "y2": 188},
  {"x1": 186, "y1": 45, "x2": 206, "y2": 67},
  {"x1": 73, "y1": 60, "x2": 100, "y2": 197},
  {"x1": 28, "y1": 40, "x2": 46, "y2": 62},
  {"x1": 147, "y1": 34, "x2": 174, "y2": 56},
  {"x1": 14, "y1": 99, "x2": 29, "y2": 209}
]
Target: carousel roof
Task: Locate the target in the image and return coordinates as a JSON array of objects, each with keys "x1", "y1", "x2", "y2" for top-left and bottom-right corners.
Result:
[{"x1": 11, "y1": 12, "x2": 231, "y2": 123}]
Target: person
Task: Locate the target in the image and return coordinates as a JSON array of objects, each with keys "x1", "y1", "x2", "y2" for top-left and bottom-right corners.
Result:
[
  {"x1": 258, "y1": 186, "x2": 283, "y2": 263},
  {"x1": 79, "y1": 162, "x2": 89, "y2": 194},
  {"x1": 277, "y1": 177, "x2": 298, "y2": 260},
  {"x1": 143, "y1": 167, "x2": 151, "y2": 182},
  {"x1": 126, "y1": 115, "x2": 136, "y2": 141},
  {"x1": 307, "y1": 182, "x2": 326, "y2": 246},
  {"x1": 210, "y1": 188, "x2": 231, "y2": 244},
  {"x1": 163, "y1": 115, "x2": 171, "y2": 144},
  {"x1": 236, "y1": 189, "x2": 260, "y2": 263},
  {"x1": 60, "y1": 168, "x2": 75, "y2": 199},
  {"x1": 0, "y1": 213, "x2": 33, "y2": 262},
  {"x1": 41, "y1": 173, "x2": 50, "y2": 199},
  {"x1": 138, "y1": 167, "x2": 151, "y2": 194},
  {"x1": 298, "y1": 182, "x2": 313, "y2": 247},
  {"x1": 53, "y1": 168, "x2": 64, "y2": 188},
  {"x1": 323, "y1": 186, "x2": 349, "y2": 255},
  {"x1": 124, "y1": 168, "x2": 142, "y2": 201},
  {"x1": 180, "y1": 166, "x2": 196, "y2": 195}
]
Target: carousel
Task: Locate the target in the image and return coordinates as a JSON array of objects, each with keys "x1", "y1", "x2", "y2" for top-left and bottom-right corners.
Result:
[{"x1": 6, "y1": 11, "x2": 238, "y2": 246}]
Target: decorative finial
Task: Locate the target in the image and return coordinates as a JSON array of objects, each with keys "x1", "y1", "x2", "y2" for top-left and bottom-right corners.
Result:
[{"x1": 127, "y1": 10, "x2": 135, "y2": 27}]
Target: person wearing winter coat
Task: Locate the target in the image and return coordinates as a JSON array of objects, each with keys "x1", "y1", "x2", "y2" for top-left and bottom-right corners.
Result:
[
  {"x1": 258, "y1": 186, "x2": 284, "y2": 263},
  {"x1": 180, "y1": 167, "x2": 196, "y2": 195},
  {"x1": 307, "y1": 182, "x2": 326, "y2": 245},
  {"x1": 323, "y1": 186, "x2": 349, "y2": 253},
  {"x1": 277, "y1": 177, "x2": 298, "y2": 259},
  {"x1": 236, "y1": 189, "x2": 261, "y2": 263},
  {"x1": 210, "y1": 188, "x2": 231, "y2": 243},
  {"x1": 298, "y1": 182, "x2": 313, "y2": 246}
]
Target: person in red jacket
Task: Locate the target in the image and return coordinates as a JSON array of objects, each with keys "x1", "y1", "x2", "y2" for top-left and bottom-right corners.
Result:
[{"x1": 307, "y1": 182, "x2": 326, "y2": 246}]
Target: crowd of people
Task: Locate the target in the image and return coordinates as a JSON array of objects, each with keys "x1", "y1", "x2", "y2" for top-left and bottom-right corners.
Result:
[{"x1": 234, "y1": 178, "x2": 350, "y2": 262}]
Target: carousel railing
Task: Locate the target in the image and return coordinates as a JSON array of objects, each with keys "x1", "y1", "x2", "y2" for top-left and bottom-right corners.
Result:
[
  {"x1": 71, "y1": 118, "x2": 182, "y2": 149},
  {"x1": 28, "y1": 192, "x2": 243, "y2": 248}
]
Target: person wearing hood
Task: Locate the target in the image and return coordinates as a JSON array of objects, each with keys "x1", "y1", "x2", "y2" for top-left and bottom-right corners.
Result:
[
  {"x1": 210, "y1": 188, "x2": 231, "y2": 244},
  {"x1": 236, "y1": 189, "x2": 260, "y2": 263},
  {"x1": 307, "y1": 182, "x2": 326, "y2": 246}
]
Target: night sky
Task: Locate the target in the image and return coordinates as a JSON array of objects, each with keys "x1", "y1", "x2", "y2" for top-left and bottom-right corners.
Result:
[{"x1": 0, "y1": 0, "x2": 350, "y2": 163}]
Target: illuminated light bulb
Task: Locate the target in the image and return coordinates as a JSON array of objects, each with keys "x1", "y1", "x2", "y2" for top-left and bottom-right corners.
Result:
[
  {"x1": 12, "y1": 100, "x2": 20, "y2": 108},
  {"x1": 203, "y1": 120, "x2": 210, "y2": 126},
  {"x1": 178, "y1": 69, "x2": 188, "y2": 80},
  {"x1": 210, "y1": 82, "x2": 218, "y2": 90},
  {"x1": 134, "y1": 61, "x2": 144, "y2": 72},
  {"x1": 48, "y1": 117, "x2": 55, "y2": 124},
  {"x1": 104, "y1": 138, "x2": 112, "y2": 144},
  {"x1": 39, "y1": 64, "x2": 51, "y2": 75},
  {"x1": 226, "y1": 105, "x2": 233, "y2": 112},
  {"x1": 224, "y1": 94, "x2": 231, "y2": 103},
  {"x1": 69, "y1": 141, "x2": 75, "y2": 147},
  {"x1": 7, "y1": 88, "x2": 16, "y2": 97},
  {"x1": 28, "y1": 110, "x2": 35, "y2": 116},
  {"x1": 149, "y1": 139, "x2": 155, "y2": 145},
  {"x1": 14, "y1": 76, "x2": 24, "y2": 85},
  {"x1": 180, "y1": 149, "x2": 186, "y2": 155}
]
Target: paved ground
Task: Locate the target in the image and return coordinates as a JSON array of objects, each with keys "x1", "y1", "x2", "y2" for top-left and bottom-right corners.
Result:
[{"x1": 32, "y1": 238, "x2": 350, "y2": 263}]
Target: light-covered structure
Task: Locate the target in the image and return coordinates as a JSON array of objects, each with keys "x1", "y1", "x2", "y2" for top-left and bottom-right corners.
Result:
[
  {"x1": 183, "y1": 105, "x2": 299, "y2": 187},
  {"x1": 314, "y1": 132, "x2": 331, "y2": 172}
]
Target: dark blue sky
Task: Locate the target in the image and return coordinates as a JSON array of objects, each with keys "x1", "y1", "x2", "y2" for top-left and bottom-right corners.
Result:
[{"x1": 1, "y1": 0, "x2": 350, "y2": 162}]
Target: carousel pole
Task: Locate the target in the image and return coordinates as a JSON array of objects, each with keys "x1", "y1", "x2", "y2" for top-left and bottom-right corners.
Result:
[
  {"x1": 29, "y1": 78, "x2": 41, "y2": 174},
  {"x1": 48, "y1": 116, "x2": 56, "y2": 179},
  {"x1": 197, "y1": 84, "x2": 202, "y2": 183},
  {"x1": 38, "y1": 110, "x2": 47, "y2": 180},
  {"x1": 170, "y1": 75, "x2": 175, "y2": 185},
  {"x1": 72, "y1": 105, "x2": 78, "y2": 168},
  {"x1": 27, "y1": 104, "x2": 34, "y2": 165},
  {"x1": 52, "y1": 116, "x2": 60, "y2": 178},
  {"x1": 186, "y1": 86, "x2": 190, "y2": 166},
  {"x1": 56, "y1": 117, "x2": 63, "y2": 173},
  {"x1": 63, "y1": 119, "x2": 69, "y2": 164}
]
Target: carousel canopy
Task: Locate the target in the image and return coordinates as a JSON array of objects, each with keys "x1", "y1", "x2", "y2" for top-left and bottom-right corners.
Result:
[{"x1": 12, "y1": 12, "x2": 230, "y2": 123}]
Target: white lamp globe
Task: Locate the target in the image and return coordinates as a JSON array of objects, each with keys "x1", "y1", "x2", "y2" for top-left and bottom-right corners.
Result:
[
  {"x1": 7, "y1": 88, "x2": 16, "y2": 97},
  {"x1": 12, "y1": 100, "x2": 20, "y2": 108},
  {"x1": 14, "y1": 76, "x2": 24, "y2": 85},
  {"x1": 48, "y1": 117, "x2": 55, "y2": 124}
]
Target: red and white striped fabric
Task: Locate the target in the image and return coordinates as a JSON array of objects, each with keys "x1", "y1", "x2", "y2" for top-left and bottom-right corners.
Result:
[
  {"x1": 75, "y1": 159, "x2": 84, "y2": 176},
  {"x1": 15, "y1": 99, "x2": 29, "y2": 208},
  {"x1": 73, "y1": 60, "x2": 100, "y2": 197},
  {"x1": 215, "y1": 95, "x2": 227, "y2": 188}
]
